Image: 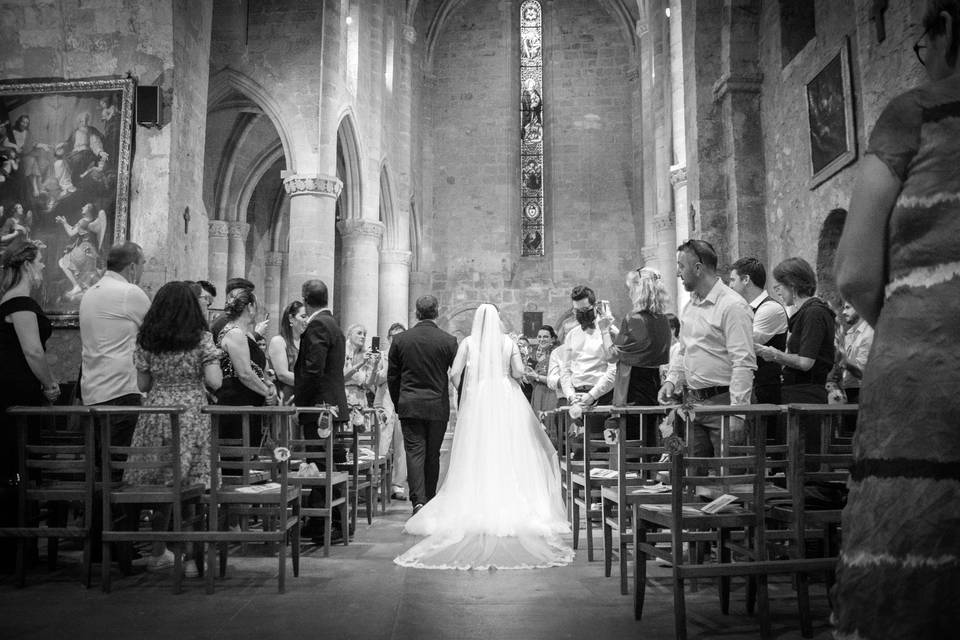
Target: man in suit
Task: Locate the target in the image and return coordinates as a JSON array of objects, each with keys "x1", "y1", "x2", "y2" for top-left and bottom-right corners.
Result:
[
  {"x1": 388, "y1": 295, "x2": 458, "y2": 514},
  {"x1": 294, "y1": 279, "x2": 349, "y2": 538}
]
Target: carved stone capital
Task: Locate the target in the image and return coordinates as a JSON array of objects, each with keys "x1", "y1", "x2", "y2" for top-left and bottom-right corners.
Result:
[
  {"x1": 403, "y1": 24, "x2": 417, "y2": 44},
  {"x1": 380, "y1": 249, "x2": 412, "y2": 268},
  {"x1": 654, "y1": 214, "x2": 676, "y2": 232},
  {"x1": 639, "y1": 245, "x2": 658, "y2": 266},
  {"x1": 265, "y1": 251, "x2": 286, "y2": 268},
  {"x1": 282, "y1": 173, "x2": 342, "y2": 198},
  {"x1": 627, "y1": 65, "x2": 640, "y2": 82},
  {"x1": 208, "y1": 220, "x2": 229, "y2": 238},
  {"x1": 635, "y1": 19, "x2": 649, "y2": 38},
  {"x1": 712, "y1": 72, "x2": 763, "y2": 102},
  {"x1": 337, "y1": 218, "x2": 385, "y2": 241},
  {"x1": 227, "y1": 221, "x2": 250, "y2": 240},
  {"x1": 669, "y1": 165, "x2": 687, "y2": 187}
]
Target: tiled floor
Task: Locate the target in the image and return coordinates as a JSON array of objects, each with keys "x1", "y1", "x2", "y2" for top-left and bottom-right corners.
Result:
[{"x1": 0, "y1": 502, "x2": 835, "y2": 639}]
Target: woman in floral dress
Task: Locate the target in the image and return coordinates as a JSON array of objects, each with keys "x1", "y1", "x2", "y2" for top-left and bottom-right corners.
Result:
[{"x1": 126, "y1": 281, "x2": 222, "y2": 569}]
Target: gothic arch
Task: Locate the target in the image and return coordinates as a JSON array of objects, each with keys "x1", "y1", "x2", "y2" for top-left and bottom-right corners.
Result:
[
  {"x1": 234, "y1": 141, "x2": 284, "y2": 230},
  {"x1": 816, "y1": 207, "x2": 848, "y2": 308},
  {"x1": 207, "y1": 67, "x2": 295, "y2": 170},
  {"x1": 422, "y1": 0, "x2": 637, "y2": 69},
  {"x1": 379, "y1": 161, "x2": 400, "y2": 249},
  {"x1": 336, "y1": 109, "x2": 364, "y2": 221}
]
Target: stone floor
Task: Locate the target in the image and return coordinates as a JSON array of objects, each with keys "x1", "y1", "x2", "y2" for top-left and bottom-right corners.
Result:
[{"x1": 0, "y1": 502, "x2": 835, "y2": 640}]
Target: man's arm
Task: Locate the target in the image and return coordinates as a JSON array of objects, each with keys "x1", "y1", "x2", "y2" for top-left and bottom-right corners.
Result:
[
  {"x1": 587, "y1": 361, "x2": 617, "y2": 403},
  {"x1": 752, "y1": 300, "x2": 788, "y2": 346},
  {"x1": 387, "y1": 339, "x2": 401, "y2": 408},
  {"x1": 847, "y1": 325, "x2": 874, "y2": 380},
  {"x1": 724, "y1": 303, "x2": 757, "y2": 406},
  {"x1": 126, "y1": 285, "x2": 151, "y2": 327},
  {"x1": 559, "y1": 335, "x2": 575, "y2": 400}
]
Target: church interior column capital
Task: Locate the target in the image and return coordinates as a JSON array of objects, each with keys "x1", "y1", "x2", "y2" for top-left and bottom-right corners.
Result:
[
  {"x1": 403, "y1": 24, "x2": 417, "y2": 44},
  {"x1": 227, "y1": 221, "x2": 250, "y2": 239},
  {"x1": 669, "y1": 164, "x2": 687, "y2": 187},
  {"x1": 712, "y1": 72, "x2": 764, "y2": 102},
  {"x1": 282, "y1": 173, "x2": 343, "y2": 198},
  {"x1": 337, "y1": 218, "x2": 385, "y2": 241},
  {"x1": 208, "y1": 220, "x2": 229, "y2": 238},
  {"x1": 265, "y1": 251, "x2": 286, "y2": 267}
]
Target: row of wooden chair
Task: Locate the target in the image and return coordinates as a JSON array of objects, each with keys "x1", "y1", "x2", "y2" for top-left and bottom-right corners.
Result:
[
  {"x1": 543, "y1": 402, "x2": 856, "y2": 639},
  {"x1": 0, "y1": 403, "x2": 384, "y2": 593}
]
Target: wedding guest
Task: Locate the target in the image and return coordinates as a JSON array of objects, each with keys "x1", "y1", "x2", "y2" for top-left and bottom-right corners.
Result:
[
  {"x1": 825, "y1": 299, "x2": 874, "y2": 405},
  {"x1": 268, "y1": 300, "x2": 307, "y2": 403},
  {"x1": 373, "y1": 322, "x2": 408, "y2": 499},
  {"x1": 517, "y1": 335, "x2": 535, "y2": 402},
  {"x1": 599, "y1": 268, "x2": 671, "y2": 407},
  {"x1": 125, "y1": 281, "x2": 222, "y2": 572},
  {"x1": 343, "y1": 323, "x2": 380, "y2": 408},
  {"x1": 526, "y1": 325, "x2": 559, "y2": 415},
  {"x1": 215, "y1": 289, "x2": 278, "y2": 443},
  {"x1": 833, "y1": 5, "x2": 960, "y2": 633},
  {"x1": 0, "y1": 240, "x2": 58, "y2": 571}
]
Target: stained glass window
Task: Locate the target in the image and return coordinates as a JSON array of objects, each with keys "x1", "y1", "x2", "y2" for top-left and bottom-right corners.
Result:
[{"x1": 520, "y1": 0, "x2": 544, "y2": 256}]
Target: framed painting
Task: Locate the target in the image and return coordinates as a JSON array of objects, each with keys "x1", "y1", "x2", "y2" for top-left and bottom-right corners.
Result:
[
  {"x1": 0, "y1": 77, "x2": 134, "y2": 326},
  {"x1": 805, "y1": 37, "x2": 857, "y2": 188}
]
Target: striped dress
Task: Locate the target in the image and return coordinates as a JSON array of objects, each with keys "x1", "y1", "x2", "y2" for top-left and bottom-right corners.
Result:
[{"x1": 833, "y1": 76, "x2": 960, "y2": 639}]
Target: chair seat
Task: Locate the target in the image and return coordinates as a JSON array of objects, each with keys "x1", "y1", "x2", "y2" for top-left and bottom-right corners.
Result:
[
  {"x1": 637, "y1": 502, "x2": 755, "y2": 528},
  {"x1": 221, "y1": 470, "x2": 271, "y2": 485},
  {"x1": 109, "y1": 483, "x2": 205, "y2": 503},
  {"x1": 215, "y1": 483, "x2": 299, "y2": 504},
  {"x1": 288, "y1": 470, "x2": 350, "y2": 486}
]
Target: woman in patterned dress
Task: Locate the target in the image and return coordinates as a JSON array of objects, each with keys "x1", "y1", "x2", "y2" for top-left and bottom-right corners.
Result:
[
  {"x1": 126, "y1": 281, "x2": 222, "y2": 569},
  {"x1": 343, "y1": 323, "x2": 380, "y2": 409},
  {"x1": 834, "y1": 2, "x2": 960, "y2": 637}
]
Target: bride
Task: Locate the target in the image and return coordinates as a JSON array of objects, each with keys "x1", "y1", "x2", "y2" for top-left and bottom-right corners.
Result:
[{"x1": 394, "y1": 303, "x2": 574, "y2": 570}]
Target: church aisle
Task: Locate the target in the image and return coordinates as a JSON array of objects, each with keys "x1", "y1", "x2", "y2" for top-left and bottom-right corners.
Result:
[{"x1": 1, "y1": 501, "x2": 832, "y2": 639}]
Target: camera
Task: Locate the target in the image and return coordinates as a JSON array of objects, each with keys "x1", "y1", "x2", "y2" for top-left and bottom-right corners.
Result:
[{"x1": 371, "y1": 336, "x2": 380, "y2": 352}]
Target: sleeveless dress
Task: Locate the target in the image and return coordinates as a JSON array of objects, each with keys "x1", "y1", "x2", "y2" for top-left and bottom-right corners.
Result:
[
  {"x1": 833, "y1": 75, "x2": 960, "y2": 639},
  {"x1": 394, "y1": 332, "x2": 573, "y2": 570},
  {"x1": 215, "y1": 325, "x2": 267, "y2": 441}
]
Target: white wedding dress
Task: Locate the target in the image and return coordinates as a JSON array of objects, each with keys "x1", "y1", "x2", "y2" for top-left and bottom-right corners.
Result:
[{"x1": 394, "y1": 304, "x2": 574, "y2": 570}]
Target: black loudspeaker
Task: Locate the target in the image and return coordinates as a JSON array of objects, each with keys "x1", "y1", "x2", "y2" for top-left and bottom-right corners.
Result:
[{"x1": 135, "y1": 85, "x2": 161, "y2": 127}]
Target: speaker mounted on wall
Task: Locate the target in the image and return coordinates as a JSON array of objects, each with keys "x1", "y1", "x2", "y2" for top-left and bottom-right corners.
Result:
[{"x1": 136, "y1": 85, "x2": 162, "y2": 128}]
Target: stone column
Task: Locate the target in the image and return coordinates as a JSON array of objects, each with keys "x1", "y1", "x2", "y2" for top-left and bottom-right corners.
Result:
[
  {"x1": 207, "y1": 220, "x2": 229, "y2": 308},
  {"x1": 264, "y1": 251, "x2": 284, "y2": 336},
  {"x1": 337, "y1": 218, "x2": 385, "y2": 334},
  {"x1": 408, "y1": 271, "x2": 430, "y2": 327},
  {"x1": 226, "y1": 221, "x2": 249, "y2": 282},
  {"x1": 282, "y1": 173, "x2": 342, "y2": 305},
  {"x1": 379, "y1": 250, "x2": 411, "y2": 336}
]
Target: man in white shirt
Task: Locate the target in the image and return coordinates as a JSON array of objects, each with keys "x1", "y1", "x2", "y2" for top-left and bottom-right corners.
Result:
[
  {"x1": 79, "y1": 242, "x2": 149, "y2": 452},
  {"x1": 729, "y1": 257, "x2": 789, "y2": 405},
  {"x1": 559, "y1": 285, "x2": 617, "y2": 410},
  {"x1": 826, "y1": 300, "x2": 874, "y2": 405},
  {"x1": 659, "y1": 240, "x2": 756, "y2": 456}
]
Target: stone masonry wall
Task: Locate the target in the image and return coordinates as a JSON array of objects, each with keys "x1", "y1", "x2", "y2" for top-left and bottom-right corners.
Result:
[
  {"x1": 759, "y1": 0, "x2": 925, "y2": 274},
  {"x1": 422, "y1": 0, "x2": 640, "y2": 335}
]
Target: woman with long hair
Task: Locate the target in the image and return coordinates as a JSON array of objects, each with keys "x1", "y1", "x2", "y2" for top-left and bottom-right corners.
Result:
[
  {"x1": 394, "y1": 304, "x2": 572, "y2": 570},
  {"x1": 525, "y1": 324, "x2": 559, "y2": 414},
  {"x1": 215, "y1": 289, "x2": 278, "y2": 441},
  {"x1": 598, "y1": 268, "x2": 672, "y2": 407},
  {"x1": 267, "y1": 300, "x2": 307, "y2": 403},
  {"x1": 0, "y1": 239, "x2": 59, "y2": 571},
  {"x1": 343, "y1": 323, "x2": 379, "y2": 408},
  {"x1": 125, "y1": 281, "x2": 222, "y2": 571}
]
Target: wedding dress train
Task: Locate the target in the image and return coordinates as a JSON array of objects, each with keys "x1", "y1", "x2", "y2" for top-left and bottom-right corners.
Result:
[{"x1": 394, "y1": 304, "x2": 573, "y2": 570}]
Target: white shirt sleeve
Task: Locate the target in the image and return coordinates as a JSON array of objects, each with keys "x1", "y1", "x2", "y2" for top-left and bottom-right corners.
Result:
[
  {"x1": 126, "y1": 285, "x2": 151, "y2": 327},
  {"x1": 752, "y1": 300, "x2": 789, "y2": 346},
  {"x1": 723, "y1": 303, "x2": 757, "y2": 406}
]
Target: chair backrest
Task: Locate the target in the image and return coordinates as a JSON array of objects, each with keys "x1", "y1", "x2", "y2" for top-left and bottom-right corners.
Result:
[
  {"x1": 358, "y1": 407, "x2": 383, "y2": 459},
  {"x1": 92, "y1": 405, "x2": 187, "y2": 491},
  {"x1": 203, "y1": 405, "x2": 296, "y2": 489},
  {"x1": 7, "y1": 406, "x2": 96, "y2": 503},
  {"x1": 289, "y1": 405, "x2": 340, "y2": 472},
  {"x1": 785, "y1": 403, "x2": 856, "y2": 511}
]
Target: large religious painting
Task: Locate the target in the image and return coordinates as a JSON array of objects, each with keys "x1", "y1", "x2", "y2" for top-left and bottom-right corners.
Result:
[
  {"x1": 0, "y1": 78, "x2": 134, "y2": 325},
  {"x1": 805, "y1": 37, "x2": 856, "y2": 189},
  {"x1": 520, "y1": 0, "x2": 544, "y2": 256}
]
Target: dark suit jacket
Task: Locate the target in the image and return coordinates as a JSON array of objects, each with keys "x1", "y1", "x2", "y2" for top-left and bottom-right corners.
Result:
[
  {"x1": 387, "y1": 320, "x2": 458, "y2": 421},
  {"x1": 294, "y1": 310, "x2": 348, "y2": 422}
]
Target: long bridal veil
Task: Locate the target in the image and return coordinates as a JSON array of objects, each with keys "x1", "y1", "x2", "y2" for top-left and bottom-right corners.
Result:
[{"x1": 394, "y1": 303, "x2": 573, "y2": 570}]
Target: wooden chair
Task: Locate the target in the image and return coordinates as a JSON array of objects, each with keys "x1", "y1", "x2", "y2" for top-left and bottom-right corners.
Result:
[
  {"x1": 289, "y1": 405, "x2": 350, "y2": 555},
  {"x1": 764, "y1": 403, "x2": 856, "y2": 637},
  {"x1": 0, "y1": 406, "x2": 97, "y2": 588},
  {"x1": 94, "y1": 405, "x2": 206, "y2": 594},
  {"x1": 361, "y1": 407, "x2": 390, "y2": 514},
  {"x1": 335, "y1": 406, "x2": 376, "y2": 531},
  {"x1": 570, "y1": 405, "x2": 616, "y2": 561},
  {"x1": 599, "y1": 405, "x2": 673, "y2": 595},
  {"x1": 204, "y1": 405, "x2": 301, "y2": 594},
  {"x1": 633, "y1": 405, "x2": 834, "y2": 639}
]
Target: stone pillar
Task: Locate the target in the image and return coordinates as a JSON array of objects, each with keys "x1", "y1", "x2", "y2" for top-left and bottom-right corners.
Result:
[
  {"x1": 264, "y1": 251, "x2": 284, "y2": 337},
  {"x1": 379, "y1": 250, "x2": 411, "y2": 336},
  {"x1": 337, "y1": 218, "x2": 385, "y2": 334},
  {"x1": 282, "y1": 173, "x2": 342, "y2": 306},
  {"x1": 208, "y1": 220, "x2": 229, "y2": 308},
  {"x1": 668, "y1": 166, "x2": 686, "y2": 308},
  {"x1": 226, "y1": 221, "x2": 249, "y2": 281},
  {"x1": 408, "y1": 271, "x2": 430, "y2": 327}
]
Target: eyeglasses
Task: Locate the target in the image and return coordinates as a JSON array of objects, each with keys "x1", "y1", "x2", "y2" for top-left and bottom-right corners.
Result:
[{"x1": 914, "y1": 26, "x2": 931, "y2": 66}]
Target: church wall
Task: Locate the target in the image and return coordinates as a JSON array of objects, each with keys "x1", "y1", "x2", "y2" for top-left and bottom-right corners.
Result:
[
  {"x1": 758, "y1": 0, "x2": 925, "y2": 274},
  {"x1": 422, "y1": 0, "x2": 639, "y2": 335}
]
